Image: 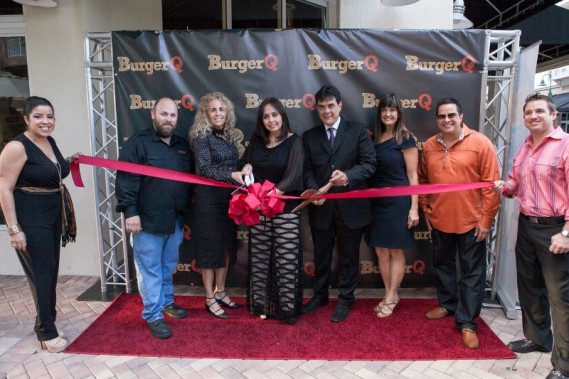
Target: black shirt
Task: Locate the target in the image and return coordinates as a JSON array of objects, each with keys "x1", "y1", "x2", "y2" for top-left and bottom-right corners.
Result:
[
  {"x1": 115, "y1": 128, "x2": 192, "y2": 234},
  {"x1": 241, "y1": 134, "x2": 303, "y2": 213}
]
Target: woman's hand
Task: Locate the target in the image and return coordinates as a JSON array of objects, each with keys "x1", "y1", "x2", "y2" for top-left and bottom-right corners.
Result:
[
  {"x1": 231, "y1": 171, "x2": 245, "y2": 185},
  {"x1": 407, "y1": 208, "x2": 419, "y2": 229},
  {"x1": 10, "y1": 230, "x2": 27, "y2": 253},
  {"x1": 66, "y1": 152, "x2": 82, "y2": 163},
  {"x1": 242, "y1": 164, "x2": 252, "y2": 176}
]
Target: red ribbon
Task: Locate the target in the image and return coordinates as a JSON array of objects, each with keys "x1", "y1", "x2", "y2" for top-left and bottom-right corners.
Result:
[
  {"x1": 71, "y1": 155, "x2": 495, "y2": 225},
  {"x1": 71, "y1": 155, "x2": 235, "y2": 189},
  {"x1": 228, "y1": 181, "x2": 285, "y2": 226}
]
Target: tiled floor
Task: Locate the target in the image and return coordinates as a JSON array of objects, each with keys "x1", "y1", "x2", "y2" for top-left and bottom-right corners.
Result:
[{"x1": 0, "y1": 275, "x2": 554, "y2": 379}]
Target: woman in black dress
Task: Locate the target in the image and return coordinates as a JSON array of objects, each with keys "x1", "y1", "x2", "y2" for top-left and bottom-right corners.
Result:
[
  {"x1": 240, "y1": 98, "x2": 304, "y2": 324},
  {"x1": 0, "y1": 96, "x2": 78, "y2": 352},
  {"x1": 189, "y1": 92, "x2": 247, "y2": 318},
  {"x1": 367, "y1": 93, "x2": 419, "y2": 318}
]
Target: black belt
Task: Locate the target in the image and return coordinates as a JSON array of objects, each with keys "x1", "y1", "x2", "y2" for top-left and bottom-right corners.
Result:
[{"x1": 520, "y1": 213, "x2": 565, "y2": 225}]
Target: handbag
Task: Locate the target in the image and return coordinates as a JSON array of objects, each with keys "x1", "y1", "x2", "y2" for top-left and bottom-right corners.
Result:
[
  {"x1": 57, "y1": 162, "x2": 77, "y2": 247},
  {"x1": 61, "y1": 183, "x2": 77, "y2": 247}
]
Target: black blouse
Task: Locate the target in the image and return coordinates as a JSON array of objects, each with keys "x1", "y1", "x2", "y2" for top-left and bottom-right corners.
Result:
[
  {"x1": 241, "y1": 133, "x2": 303, "y2": 213},
  {"x1": 191, "y1": 133, "x2": 239, "y2": 184}
]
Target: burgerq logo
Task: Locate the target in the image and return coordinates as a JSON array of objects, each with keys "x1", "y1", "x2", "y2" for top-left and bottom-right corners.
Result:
[
  {"x1": 207, "y1": 54, "x2": 279, "y2": 74},
  {"x1": 116, "y1": 56, "x2": 184, "y2": 75},
  {"x1": 405, "y1": 55, "x2": 476, "y2": 75},
  {"x1": 362, "y1": 92, "x2": 432, "y2": 111},
  {"x1": 307, "y1": 54, "x2": 379, "y2": 74}
]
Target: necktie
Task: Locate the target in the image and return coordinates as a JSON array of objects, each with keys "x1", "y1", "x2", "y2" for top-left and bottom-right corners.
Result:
[{"x1": 328, "y1": 127, "x2": 335, "y2": 147}]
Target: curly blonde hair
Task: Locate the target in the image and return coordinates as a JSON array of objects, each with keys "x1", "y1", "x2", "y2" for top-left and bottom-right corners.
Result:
[{"x1": 189, "y1": 92, "x2": 239, "y2": 143}]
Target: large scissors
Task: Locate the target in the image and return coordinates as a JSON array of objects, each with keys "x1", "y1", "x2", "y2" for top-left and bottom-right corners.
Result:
[{"x1": 291, "y1": 182, "x2": 333, "y2": 213}]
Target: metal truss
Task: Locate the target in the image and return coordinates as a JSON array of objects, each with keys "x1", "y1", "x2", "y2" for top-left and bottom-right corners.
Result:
[
  {"x1": 83, "y1": 31, "x2": 520, "y2": 300},
  {"x1": 478, "y1": 30, "x2": 521, "y2": 307},
  {"x1": 84, "y1": 32, "x2": 131, "y2": 293}
]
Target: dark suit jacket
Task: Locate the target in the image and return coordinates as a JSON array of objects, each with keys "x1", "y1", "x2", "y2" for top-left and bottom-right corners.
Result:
[{"x1": 303, "y1": 118, "x2": 376, "y2": 230}]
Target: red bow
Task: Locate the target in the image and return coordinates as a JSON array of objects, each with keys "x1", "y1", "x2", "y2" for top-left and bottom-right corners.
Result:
[{"x1": 228, "y1": 180, "x2": 285, "y2": 226}]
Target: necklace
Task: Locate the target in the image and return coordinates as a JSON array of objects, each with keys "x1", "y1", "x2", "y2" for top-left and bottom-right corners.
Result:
[{"x1": 268, "y1": 138, "x2": 281, "y2": 148}]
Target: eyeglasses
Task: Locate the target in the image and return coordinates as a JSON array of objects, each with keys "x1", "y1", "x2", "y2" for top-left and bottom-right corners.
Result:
[{"x1": 436, "y1": 113, "x2": 458, "y2": 121}]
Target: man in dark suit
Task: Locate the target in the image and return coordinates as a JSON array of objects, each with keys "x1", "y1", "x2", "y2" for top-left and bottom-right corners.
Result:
[{"x1": 302, "y1": 84, "x2": 376, "y2": 322}]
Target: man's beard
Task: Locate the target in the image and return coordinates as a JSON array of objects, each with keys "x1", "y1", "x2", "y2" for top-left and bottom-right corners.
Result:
[{"x1": 154, "y1": 122, "x2": 175, "y2": 138}]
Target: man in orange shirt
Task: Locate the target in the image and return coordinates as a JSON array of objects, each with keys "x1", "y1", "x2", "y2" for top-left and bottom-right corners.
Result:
[{"x1": 419, "y1": 97, "x2": 500, "y2": 349}]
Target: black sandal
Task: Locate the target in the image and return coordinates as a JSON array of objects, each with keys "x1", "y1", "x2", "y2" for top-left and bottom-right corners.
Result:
[
  {"x1": 214, "y1": 291, "x2": 243, "y2": 309},
  {"x1": 205, "y1": 297, "x2": 228, "y2": 319}
]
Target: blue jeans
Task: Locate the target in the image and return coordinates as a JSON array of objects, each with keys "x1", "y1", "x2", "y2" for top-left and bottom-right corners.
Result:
[{"x1": 133, "y1": 221, "x2": 182, "y2": 322}]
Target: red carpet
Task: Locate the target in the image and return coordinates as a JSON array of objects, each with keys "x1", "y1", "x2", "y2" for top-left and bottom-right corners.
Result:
[{"x1": 66, "y1": 294, "x2": 516, "y2": 360}]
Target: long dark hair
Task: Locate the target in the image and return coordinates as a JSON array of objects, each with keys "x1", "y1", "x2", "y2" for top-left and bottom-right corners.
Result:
[
  {"x1": 374, "y1": 93, "x2": 414, "y2": 145},
  {"x1": 24, "y1": 96, "x2": 54, "y2": 117},
  {"x1": 255, "y1": 97, "x2": 291, "y2": 144}
]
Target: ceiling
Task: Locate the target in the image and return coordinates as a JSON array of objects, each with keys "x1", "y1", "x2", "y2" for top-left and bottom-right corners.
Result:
[{"x1": 463, "y1": 0, "x2": 569, "y2": 70}]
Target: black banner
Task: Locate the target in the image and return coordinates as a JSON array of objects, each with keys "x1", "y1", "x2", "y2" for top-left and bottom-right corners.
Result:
[{"x1": 112, "y1": 29, "x2": 487, "y2": 288}]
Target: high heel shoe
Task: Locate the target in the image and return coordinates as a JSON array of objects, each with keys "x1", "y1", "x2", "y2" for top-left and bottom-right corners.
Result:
[
  {"x1": 377, "y1": 297, "x2": 399, "y2": 319},
  {"x1": 39, "y1": 335, "x2": 69, "y2": 353},
  {"x1": 374, "y1": 299, "x2": 386, "y2": 313},
  {"x1": 205, "y1": 297, "x2": 228, "y2": 319},
  {"x1": 214, "y1": 291, "x2": 243, "y2": 309}
]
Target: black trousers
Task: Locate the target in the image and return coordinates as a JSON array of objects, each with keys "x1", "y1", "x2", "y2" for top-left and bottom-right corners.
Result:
[
  {"x1": 14, "y1": 191, "x2": 62, "y2": 341},
  {"x1": 430, "y1": 227, "x2": 486, "y2": 331},
  {"x1": 516, "y1": 215, "x2": 569, "y2": 374},
  {"x1": 311, "y1": 207, "x2": 363, "y2": 305}
]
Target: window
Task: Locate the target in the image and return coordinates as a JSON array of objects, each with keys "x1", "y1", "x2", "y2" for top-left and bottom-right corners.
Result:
[
  {"x1": 560, "y1": 112, "x2": 569, "y2": 133},
  {"x1": 162, "y1": 0, "x2": 327, "y2": 30},
  {"x1": 6, "y1": 37, "x2": 25, "y2": 57}
]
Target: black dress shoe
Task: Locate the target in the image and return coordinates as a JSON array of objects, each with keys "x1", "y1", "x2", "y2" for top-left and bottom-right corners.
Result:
[
  {"x1": 205, "y1": 298, "x2": 229, "y2": 319},
  {"x1": 331, "y1": 303, "x2": 351, "y2": 323},
  {"x1": 147, "y1": 319, "x2": 172, "y2": 339},
  {"x1": 546, "y1": 369, "x2": 569, "y2": 379},
  {"x1": 507, "y1": 338, "x2": 551, "y2": 353},
  {"x1": 162, "y1": 303, "x2": 189, "y2": 318},
  {"x1": 302, "y1": 297, "x2": 328, "y2": 314},
  {"x1": 214, "y1": 291, "x2": 243, "y2": 309}
]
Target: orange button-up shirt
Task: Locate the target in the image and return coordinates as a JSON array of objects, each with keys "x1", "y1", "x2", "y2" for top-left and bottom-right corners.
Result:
[{"x1": 419, "y1": 125, "x2": 500, "y2": 233}]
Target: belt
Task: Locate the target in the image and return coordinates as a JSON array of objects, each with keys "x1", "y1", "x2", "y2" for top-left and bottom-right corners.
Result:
[
  {"x1": 15, "y1": 186, "x2": 60, "y2": 194},
  {"x1": 520, "y1": 213, "x2": 565, "y2": 225}
]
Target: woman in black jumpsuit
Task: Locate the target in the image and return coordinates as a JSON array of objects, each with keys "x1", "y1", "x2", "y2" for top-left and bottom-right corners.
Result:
[{"x1": 0, "y1": 96, "x2": 75, "y2": 353}]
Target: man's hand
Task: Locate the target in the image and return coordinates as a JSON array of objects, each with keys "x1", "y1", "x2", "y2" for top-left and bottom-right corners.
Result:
[
  {"x1": 125, "y1": 215, "x2": 142, "y2": 234},
  {"x1": 311, "y1": 182, "x2": 332, "y2": 206},
  {"x1": 493, "y1": 180, "x2": 511, "y2": 195},
  {"x1": 330, "y1": 170, "x2": 348, "y2": 186},
  {"x1": 550, "y1": 233, "x2": 569, "y2": 254},
  {"x1": 474, "y1": 225, "x2": 490, "y2": 242}
]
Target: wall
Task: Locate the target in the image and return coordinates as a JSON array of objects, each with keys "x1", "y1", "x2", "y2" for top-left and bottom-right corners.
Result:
[
  {"x1": 339, "y1": 0, "x2": 451, "y2": 29},
  {"x1": 0, "y1": 0, "x2": 161, "y2": 276}
]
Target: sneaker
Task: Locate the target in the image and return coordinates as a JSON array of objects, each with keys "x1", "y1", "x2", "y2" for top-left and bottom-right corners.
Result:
[
  {"x1": 147, "y1": 319, "x2": 172, "y2": 339},
  {"x1": 162, "y1": 303, "x2": 189, "y2": 318}
]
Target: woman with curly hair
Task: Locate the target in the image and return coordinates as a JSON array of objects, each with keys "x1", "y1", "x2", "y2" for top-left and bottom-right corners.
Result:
[{"x1": 189, "y1": 92, "x2": 248, "y2": 318}]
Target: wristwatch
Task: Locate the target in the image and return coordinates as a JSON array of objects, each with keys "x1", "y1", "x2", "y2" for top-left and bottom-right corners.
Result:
[{"x1": 561, "y1": 230, "x2": 569, "y2": 238}]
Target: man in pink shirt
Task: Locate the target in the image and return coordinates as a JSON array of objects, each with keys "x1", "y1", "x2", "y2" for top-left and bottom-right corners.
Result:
[
  {"x1": 495, "y1": 93, "x2": 569, "y2": 379},
  {"x1": 419, "y1": 97, "x2": 500, "y2": 350}
]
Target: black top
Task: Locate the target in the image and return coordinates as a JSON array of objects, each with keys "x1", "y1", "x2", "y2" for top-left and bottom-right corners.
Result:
[
  {"x1": 241, "y1": 134, "x2": 303, "y2": 213},
  {"x1": 115, "y1": 128, "x2": 193, "y2": 234},
  {"x1": 14, "y1": 134, "x2": 69, "y2": 189},
  {"x1": 191, "y1": 132, "x2": 239, "y2": 183}
]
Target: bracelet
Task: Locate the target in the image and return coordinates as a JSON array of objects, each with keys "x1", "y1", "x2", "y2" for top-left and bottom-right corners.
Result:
[{"x1": 7, "y1": 224, "x2": 22, "y2": 236}]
